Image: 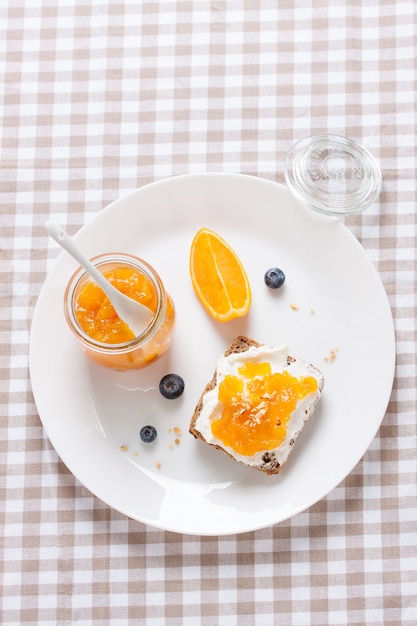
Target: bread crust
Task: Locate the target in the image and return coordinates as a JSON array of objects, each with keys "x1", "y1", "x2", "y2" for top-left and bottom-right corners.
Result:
[{"x1": 189, "y1": 336, "x2": 324, "y2": 475}]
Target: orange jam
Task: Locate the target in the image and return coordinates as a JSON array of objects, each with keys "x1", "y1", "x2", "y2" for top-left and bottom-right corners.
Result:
[
  {"x1": 211, "y1": 362, "x2": 318, "y2": 456},
  {"x1": 75, "y1": 267, "x2": 156, "y2": 343}
]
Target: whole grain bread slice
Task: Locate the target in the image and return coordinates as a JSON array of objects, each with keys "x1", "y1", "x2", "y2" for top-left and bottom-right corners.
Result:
[{"x1": 189, "y1": 336, "x2": 324, "y2": 475}]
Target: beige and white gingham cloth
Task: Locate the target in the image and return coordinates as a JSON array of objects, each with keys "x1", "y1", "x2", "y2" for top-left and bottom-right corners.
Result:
[{"x1": 1, "y1": 1, "x2": 416, "y2": 624}]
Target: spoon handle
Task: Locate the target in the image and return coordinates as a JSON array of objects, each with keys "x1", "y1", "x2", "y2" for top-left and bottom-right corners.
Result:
[{"x1": 45, "y1": 221, "x2": 106, "y2": 287}]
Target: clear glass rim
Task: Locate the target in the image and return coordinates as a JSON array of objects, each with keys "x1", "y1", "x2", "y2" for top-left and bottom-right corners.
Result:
[
  {"x1": 64, "y1": 253, "x2": 166, "y2": 353},
  {"x1": 284, "y1": 134, "x2": 382, "y2": 216}
]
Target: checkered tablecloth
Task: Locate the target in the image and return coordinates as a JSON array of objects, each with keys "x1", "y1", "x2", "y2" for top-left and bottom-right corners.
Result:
[{"x1": 1, "y1": 1, "x2": 416, "y2": 624}]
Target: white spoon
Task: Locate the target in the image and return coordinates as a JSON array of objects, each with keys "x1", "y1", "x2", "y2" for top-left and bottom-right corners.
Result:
[{"x1": 45, "y1": 221, "x2": 153, "y2": 337}]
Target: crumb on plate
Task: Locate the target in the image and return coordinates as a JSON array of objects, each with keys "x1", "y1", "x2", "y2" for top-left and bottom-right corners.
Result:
[{"x1": 324, "y1": 347, "x2": 339, "y2": 363}]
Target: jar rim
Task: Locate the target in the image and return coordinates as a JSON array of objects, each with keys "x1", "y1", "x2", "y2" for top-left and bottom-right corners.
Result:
[{"x1": 64, "y1": 253, "x2": 166, "y2": 353}]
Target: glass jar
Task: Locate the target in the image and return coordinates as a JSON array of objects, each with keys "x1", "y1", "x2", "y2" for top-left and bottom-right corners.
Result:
[{"x1": 64, "y1": 253, "x2": 175, "y2": 370}]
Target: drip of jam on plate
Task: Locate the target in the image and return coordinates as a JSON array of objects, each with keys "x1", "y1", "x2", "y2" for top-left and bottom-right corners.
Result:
[{"x1": 211, "y1": 361, "x2": 318, "y2": 456}]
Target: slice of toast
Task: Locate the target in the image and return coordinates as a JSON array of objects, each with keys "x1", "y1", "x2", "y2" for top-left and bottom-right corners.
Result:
[{"x1": 189, "y1": 336, "x2": 324, "y2": 475}]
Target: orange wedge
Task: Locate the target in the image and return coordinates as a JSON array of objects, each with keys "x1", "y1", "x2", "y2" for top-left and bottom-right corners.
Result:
[{"x1": 190, "y1": 228, "x2": 251, "y2": 322}]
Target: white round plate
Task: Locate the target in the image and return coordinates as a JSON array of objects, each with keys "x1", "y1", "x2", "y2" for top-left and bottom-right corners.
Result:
[{"x1": 29, "y1": 173, "x2": 395, "y2": 535}]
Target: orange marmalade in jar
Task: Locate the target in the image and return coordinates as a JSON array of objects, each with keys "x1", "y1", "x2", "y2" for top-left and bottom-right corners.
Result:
[{"x1": 64, "y1": 253, "x2": 175, "y2": 370}]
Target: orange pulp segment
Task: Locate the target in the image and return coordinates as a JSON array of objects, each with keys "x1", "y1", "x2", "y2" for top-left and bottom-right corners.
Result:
[{"x1": 189, "y1": 228, "x2": 251, "y2": 322}]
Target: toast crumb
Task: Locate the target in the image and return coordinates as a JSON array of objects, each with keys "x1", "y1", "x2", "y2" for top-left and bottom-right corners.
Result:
[{"x1": 324, "y1": 346, "x2": 339, "y2": 362}]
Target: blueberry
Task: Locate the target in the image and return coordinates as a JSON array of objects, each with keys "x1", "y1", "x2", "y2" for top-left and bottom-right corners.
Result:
[
  {"x1": 140, "y1": 425, "x2": 157, "y2": 443},
  {"x1": 264, "y1": 267, "x2": 285, "y2": 289},
  {"x1": 159, "y1": 373, "x2": 185, "y2": 399}
]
